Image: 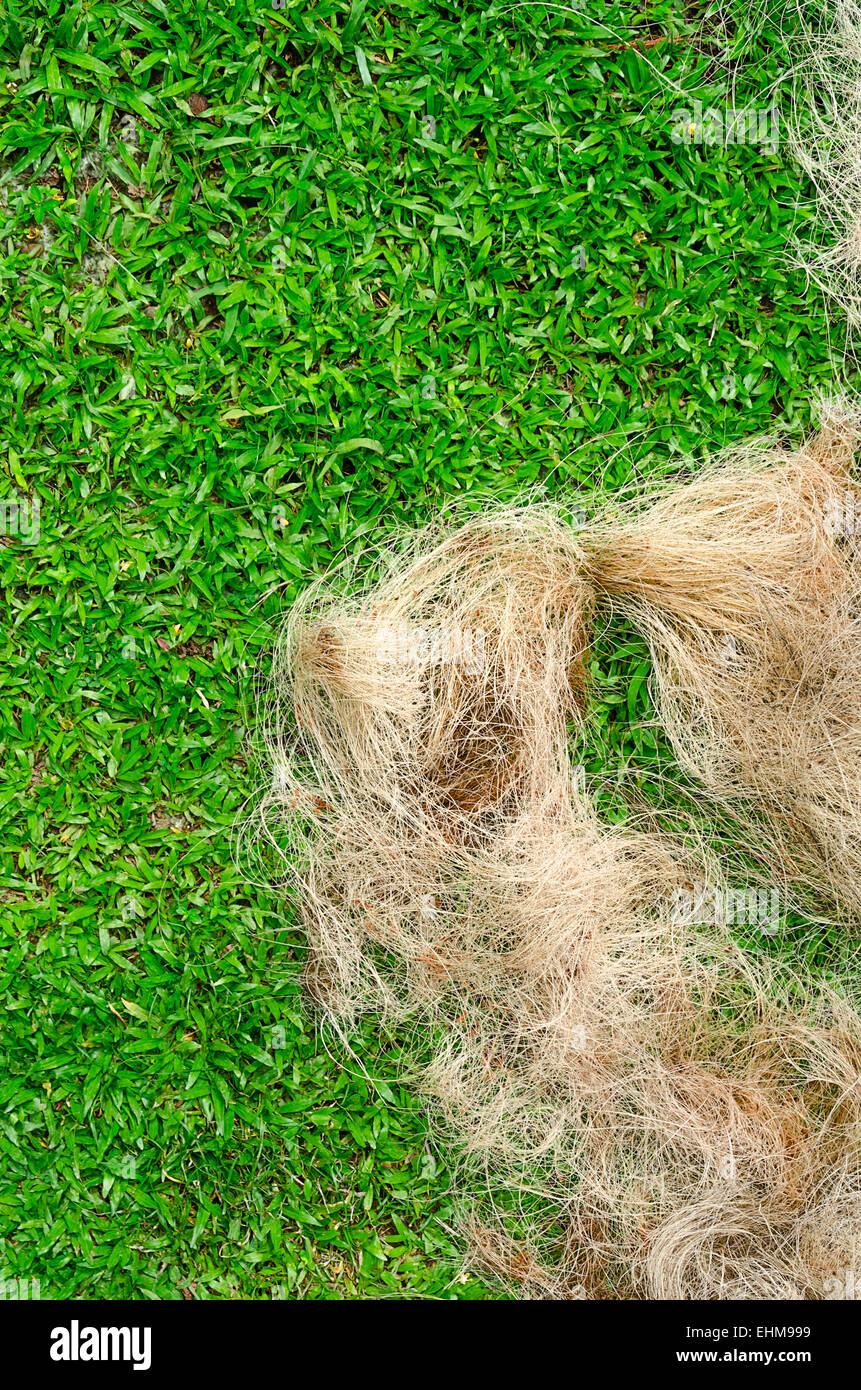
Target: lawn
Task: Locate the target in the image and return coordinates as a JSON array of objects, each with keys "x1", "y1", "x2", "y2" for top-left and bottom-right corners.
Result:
[{"x1": 0, "y1": 0, "x2": 843, "y2": 1299}]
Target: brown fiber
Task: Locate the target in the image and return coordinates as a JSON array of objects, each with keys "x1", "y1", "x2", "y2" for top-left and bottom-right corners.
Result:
[{"x1": 251, "y1": 457, "x2": 861, "y2": 1299}]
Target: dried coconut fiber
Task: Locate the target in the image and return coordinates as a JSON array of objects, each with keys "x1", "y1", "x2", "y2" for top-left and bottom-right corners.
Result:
[
  {"x1": 250, "y1": 9, "x2": 861, "y2": 1299},
  {"x1": 253, "y1": 479, "x2": 861, "y2": 1300},
  {"x1": 789, "y1": 0, "x2": 861, "y2": 336},
  {"x1": 581, "y1": 405, "x2": 861, "y2": 926}
]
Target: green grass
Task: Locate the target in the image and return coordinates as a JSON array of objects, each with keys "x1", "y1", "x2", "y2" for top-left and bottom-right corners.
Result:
[{"x1": 0, "y1": 0, "x2": 846, "y2": 1298}]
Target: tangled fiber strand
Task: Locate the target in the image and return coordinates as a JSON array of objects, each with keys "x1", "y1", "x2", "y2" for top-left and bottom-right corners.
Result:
[
  {"x1": 583, "y1": 407, "x2": 861, "y2": 924},
  {"x1": 789, "y1": 0, "x2": 861, "y2": 336},
  {"x1": 254, "y1": 493, "x2": 861, "y2": 1299}
]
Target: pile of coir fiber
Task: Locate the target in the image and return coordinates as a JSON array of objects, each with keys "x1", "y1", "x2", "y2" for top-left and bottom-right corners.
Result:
[{"x1": 253, "y1": 413, "x2": 861, "y2": 1299}]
